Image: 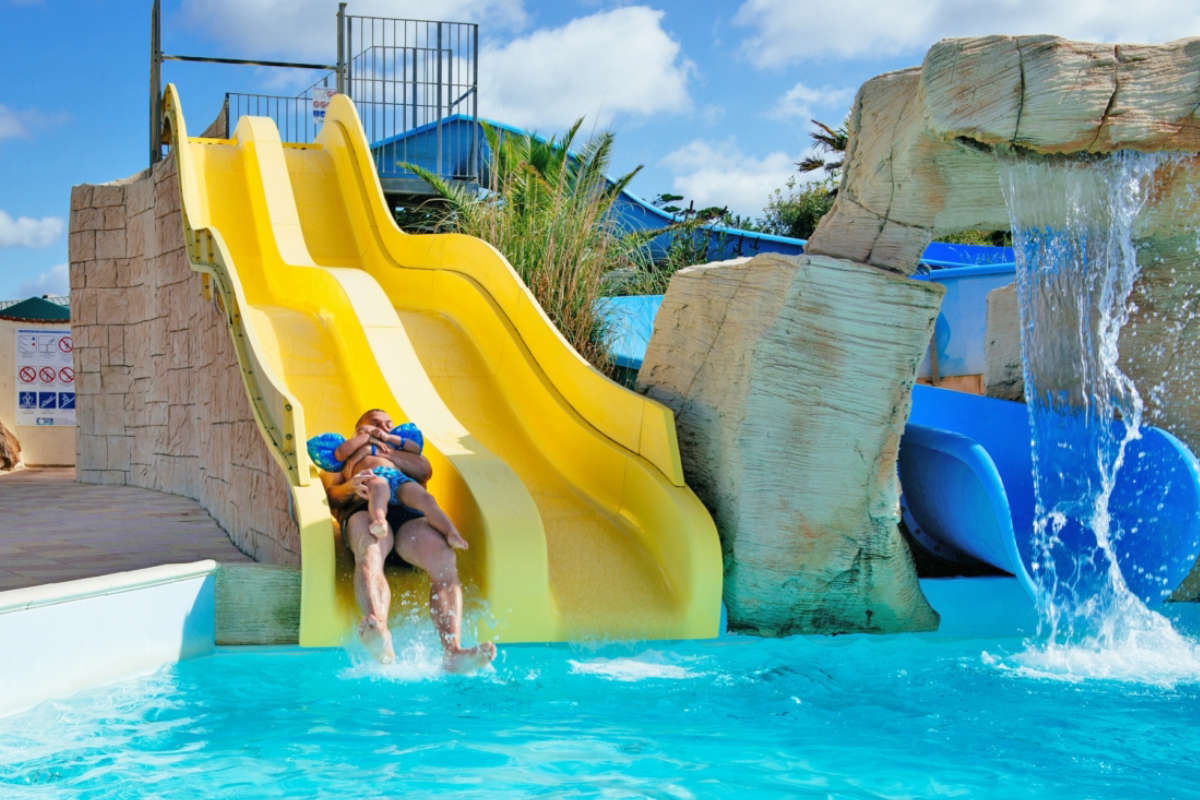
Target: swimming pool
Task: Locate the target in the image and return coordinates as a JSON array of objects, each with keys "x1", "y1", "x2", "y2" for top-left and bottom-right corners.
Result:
[{"x1": 4, "y1": 621, "x2": 1199, "y2": 799}]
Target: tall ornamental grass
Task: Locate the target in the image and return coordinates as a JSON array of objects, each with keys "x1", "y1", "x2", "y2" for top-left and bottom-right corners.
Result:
[{"x1": 403, "y1": 120, "x2": 652, "y2": 375}]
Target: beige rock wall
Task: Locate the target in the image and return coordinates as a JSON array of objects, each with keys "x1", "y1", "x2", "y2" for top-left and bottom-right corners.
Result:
[
  {"x1": 68, "y1": 152, "x2": 299, "y2": 566},
  {"x1": 0, "y1": 417, "x2": 19, "y2": 470},
  {"x1": 984, "y1": 283, "x2": 1023, "y2": 401},
  {"x1": 638, "y1": 254, "x2": 942, "y2": 635},
  {"x1": 807, "y1": 36, "x2": 1200, "y2": 274}
]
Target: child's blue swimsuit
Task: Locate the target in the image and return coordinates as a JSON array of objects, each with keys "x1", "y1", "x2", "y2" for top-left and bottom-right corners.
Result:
[{"x1": 370, "y1": 465, "x2": 414, "y2": 500}]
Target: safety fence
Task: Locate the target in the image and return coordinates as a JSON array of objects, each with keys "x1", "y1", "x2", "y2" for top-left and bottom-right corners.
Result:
[{"x1": 152, "y1": 2, "x2": 480, "y2": 193}]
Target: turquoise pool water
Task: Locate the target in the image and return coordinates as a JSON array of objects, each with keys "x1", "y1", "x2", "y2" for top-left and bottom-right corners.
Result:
[{"x1": 4, "y1": 625, "x2": 1200, "y2": 799}]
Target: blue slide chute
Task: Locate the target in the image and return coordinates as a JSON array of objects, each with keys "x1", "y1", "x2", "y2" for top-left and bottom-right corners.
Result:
[{"x1": 902, "y1": 386, "x2": 1200, "y2": 603}]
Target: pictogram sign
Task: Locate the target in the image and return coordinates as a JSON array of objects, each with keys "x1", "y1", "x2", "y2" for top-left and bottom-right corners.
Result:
[{"x1": 15, "y1": 328, "x2": 74, "y2": 426}]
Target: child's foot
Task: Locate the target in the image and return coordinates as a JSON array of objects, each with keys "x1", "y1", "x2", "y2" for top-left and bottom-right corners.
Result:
[
  {"x1": 444, "y1": 529, "x2": 469, "y2": 550},
  {"x1": 358, "y1": 615, "x2": 395, "y2": 664},
  {"x1": 368, "y1": 520, "x2": 388, "y2": 539},
  {"x1": 442, "y1": 641, "x2": 496, "y2": 673}
]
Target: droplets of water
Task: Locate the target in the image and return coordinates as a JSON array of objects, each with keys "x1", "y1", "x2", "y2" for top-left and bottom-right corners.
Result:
[{"x1": 997, "y1": 150, "x2": 1200, "y2": 682}]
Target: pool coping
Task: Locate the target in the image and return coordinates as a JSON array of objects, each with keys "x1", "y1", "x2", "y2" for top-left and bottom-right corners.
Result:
[
  {"x1": 0, "y1": 560, "x2": 219, "y2": 615},
  {"x1": 0, "y1": 560, "x2": 220, "y2": 719}
]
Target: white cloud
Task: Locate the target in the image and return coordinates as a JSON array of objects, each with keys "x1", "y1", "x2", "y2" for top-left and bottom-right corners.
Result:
[
  {"x1": 180, "y1": 0, "x2": 528, "y2": 62},
  {"x1": 0, "y1": 105, "x2": 66, "y2": 141},
  {"x1": 733, "y1": 0, "x2": 1200, "y2": 66},
  {"x1": 17, "y1": 263, "x2": 68, "y2": 298},
  {"x1": 479, "y1": 7, "x2": 693, "y2": 129},
  {"x1": 660, "y1": 139, "x2": 811, "y2": 218},
  {"x1": 0, "y1": 211, "x2": 63, "y2": 249},
  {"x1": 770, "y1": 82, "x2": 854, "y2": 122},
  {"x1": 699, "y1": 104, "x2": 725, "y2": 125}
]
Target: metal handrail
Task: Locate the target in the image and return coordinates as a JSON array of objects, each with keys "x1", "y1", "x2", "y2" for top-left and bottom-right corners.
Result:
[{"x1": 151, "y1": 1, "x2": 481, "y2": 189}]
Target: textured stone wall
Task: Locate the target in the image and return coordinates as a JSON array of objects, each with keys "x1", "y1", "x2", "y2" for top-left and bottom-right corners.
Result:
[
  {"x1": 807, "y1": 36, "x2": 1200, "y2": 274},
  {"x1": 638, "y1": 254, "x2": 942, "y2": 635},
  {"x1": 68, "y1": 153, "x2": 299, "y2": 566},
  {"x1": 984, "y1": 283, "x2": 1023, "y2": 401}
]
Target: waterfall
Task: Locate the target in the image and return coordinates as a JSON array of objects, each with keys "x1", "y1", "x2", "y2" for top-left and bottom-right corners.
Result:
[{"x1": 997, "y1": 151, "x2": 1200, "y2": 681}]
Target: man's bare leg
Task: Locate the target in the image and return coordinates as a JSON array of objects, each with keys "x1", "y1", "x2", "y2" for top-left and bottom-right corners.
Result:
[
  {"x1": 365, "y1": 476, "x2": 391, "y2": 539},
  {"x1": 395, "y1": 518, "x2": 496, "y2": 673},
  {"x1": 345, "y1": 511, "x2": 396, "y2": 663},
  {"x1": 396, "y1": 482, "x2": 469, "y2": 550}
]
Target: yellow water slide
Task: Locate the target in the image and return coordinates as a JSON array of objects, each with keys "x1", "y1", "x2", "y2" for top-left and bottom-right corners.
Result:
[{"x1": 161, "y1": 85, "x2": 721, "y2": 645}]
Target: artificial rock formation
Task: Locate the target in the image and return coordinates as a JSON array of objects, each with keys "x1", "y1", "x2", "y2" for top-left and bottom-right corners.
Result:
[
  {"x1": 638, "y1": 35, "x2": 1200, "y2": 633},
  {"x1": 0, "y1": 418, "x2": 20, "y2": 470},
  {"x1": 638, "y1": 254, "x2": 942, "y2": 635},
  {"x1": 984, "y1": 283, "x2": 1023, "y2": 401},
  {"x1": 807, "y1": 35, "x2": 1200, "y2": 274},
  {"x1": 807, "y1": 34, "x2": 1200, "y2": 601}
]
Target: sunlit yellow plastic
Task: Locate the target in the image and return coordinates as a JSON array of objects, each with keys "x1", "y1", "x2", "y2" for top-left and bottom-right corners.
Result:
[{"x1": 161, "y1": 85, "x2": 722, "y2": 644}]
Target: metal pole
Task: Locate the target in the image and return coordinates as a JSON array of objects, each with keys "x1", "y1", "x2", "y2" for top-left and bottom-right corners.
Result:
[
  {"x1": 472, "y1": 23, "x2": 478, "y2": 181},
  {"x1": 436, "y1": 21, "x2": 442, "y2": 176},
  {"x1": 336, "y1": 2, "x2": 346, "y2": 94},
  {"x1": 150, "y1": 0, "x2": 162, "y2": 165},
  {"x1": 346, "y1": 16, "x2": 353, "y2": 100}
]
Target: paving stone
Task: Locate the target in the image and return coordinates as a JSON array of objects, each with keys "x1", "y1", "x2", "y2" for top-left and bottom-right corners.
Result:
[{"x1": 0, "y1": 467, "x2": 250, "y2": 591}]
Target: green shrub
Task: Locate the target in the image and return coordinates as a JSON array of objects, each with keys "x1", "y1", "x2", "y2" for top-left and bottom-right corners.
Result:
[
  {"x1": 403, "y1": 120, "x2": 650, "y2": 375},
  {"x1": 759, "y1": 176, "x2": 837, "y2": 240}
]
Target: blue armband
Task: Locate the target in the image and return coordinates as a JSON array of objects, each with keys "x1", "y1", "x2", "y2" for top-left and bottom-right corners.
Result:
[
  {"x1": 306, "y1": 432, "x2": 347, "y2": 472},
  {"x1": 391, "y1": 422, "x2": 424, "y2": 453}
]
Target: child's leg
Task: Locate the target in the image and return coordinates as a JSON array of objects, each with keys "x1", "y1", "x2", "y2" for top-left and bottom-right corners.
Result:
[
  {"x1": 365, "y1": 476, "x2": 391, "y2": 538},
  {"x1": 396, "y1": 482, "x2": 468, "y2": 550}
]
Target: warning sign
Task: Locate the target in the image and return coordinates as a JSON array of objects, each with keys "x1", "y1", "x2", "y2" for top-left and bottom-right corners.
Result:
[
  {"x1": 312, "y1": 87, "x2": 336, "y2": 124},
  {"x1": 15, "y1": 328, "x2": 74, "y2": 426}
]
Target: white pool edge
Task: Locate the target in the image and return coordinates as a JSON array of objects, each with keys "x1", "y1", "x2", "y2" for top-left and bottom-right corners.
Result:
[{"x1": 0, "y1": 561, "x2": 219, "y2": 718}]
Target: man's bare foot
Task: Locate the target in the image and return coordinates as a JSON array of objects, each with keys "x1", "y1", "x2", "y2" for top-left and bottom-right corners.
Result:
[
  {"x1": 368, "y1": 520, "x2": 388, "y2": 539},
  {"x1": 358, "y1": 615, "x2": 395, "y2": 664},
  {"x1": 444, "y1": 530, "x2": 469, "y2": 550},
  {"x1": 443, "y1": 641, "x2": 496, "y2": 673}
]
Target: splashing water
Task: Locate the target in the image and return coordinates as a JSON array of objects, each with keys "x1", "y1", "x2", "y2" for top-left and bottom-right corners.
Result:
[{"x1": 999, "y1": 150, "x2": 1200, "y2": 680}]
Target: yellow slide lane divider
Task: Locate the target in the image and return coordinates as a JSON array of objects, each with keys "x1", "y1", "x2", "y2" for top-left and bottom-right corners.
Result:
[{"x1": 161, "y1": 84, "x2": 722, "y2": 643}]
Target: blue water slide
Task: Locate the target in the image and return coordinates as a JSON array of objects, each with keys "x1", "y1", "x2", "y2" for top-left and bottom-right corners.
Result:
[
  {"x1": 909, "y1": 263, "x2": 1015, "y2": 378},
  {"x1": 595, "y1": 295, "x2": 665, "y2": 370},
  {"x1": 903, "y1": 386, "x2": 1200, "y2": 603}
]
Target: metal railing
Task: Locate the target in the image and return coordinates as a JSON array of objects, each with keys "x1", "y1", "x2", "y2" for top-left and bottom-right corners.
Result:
[
  {"x1": 151, "y1": 2, "x2": 481, "y2": 194},
  {"x1": 225, "y1": 71, "x2": 338, "y2": 142},
  {"x1": 343, "y1": 14, "x2": 480, "y2": 191},
  {"x1": 149, "y1": 0, "x2": 340, "y2": 163}
]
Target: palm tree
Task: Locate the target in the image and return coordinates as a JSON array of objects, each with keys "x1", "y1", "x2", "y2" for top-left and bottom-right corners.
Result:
[{"x1": 796, "y1": 119, "x2": 849, "y2": 181}]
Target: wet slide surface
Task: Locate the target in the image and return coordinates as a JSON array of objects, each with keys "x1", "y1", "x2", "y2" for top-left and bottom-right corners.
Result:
[{"x1": 162, "y1": 87, "x2": 722, "y2": 644}]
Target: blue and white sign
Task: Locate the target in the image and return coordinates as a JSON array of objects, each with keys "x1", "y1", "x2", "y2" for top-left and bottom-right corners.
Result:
[
  {"x1": 312, "y1": 88, "x2": 336, "y2": 124},
  {"x1": 15, "y1": 328, "x2": 74, "y2": 426}
]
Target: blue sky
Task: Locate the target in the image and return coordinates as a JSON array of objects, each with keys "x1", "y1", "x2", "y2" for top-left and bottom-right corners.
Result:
[{"x1": 1, "y1": 0, "x2": 1195, "y2": 301}]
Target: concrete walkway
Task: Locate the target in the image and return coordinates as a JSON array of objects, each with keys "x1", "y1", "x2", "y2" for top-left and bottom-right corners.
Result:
[{"x1": 0, "y1": 468, "x2": 251, "y2": 591}]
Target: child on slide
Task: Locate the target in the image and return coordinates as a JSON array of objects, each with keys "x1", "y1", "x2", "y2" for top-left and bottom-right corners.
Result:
[{"x1": 307, "y1": 409, "x2": 468, "y2": 549}]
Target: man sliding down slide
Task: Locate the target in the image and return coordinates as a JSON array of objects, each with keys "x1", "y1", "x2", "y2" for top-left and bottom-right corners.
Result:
[{"x1": 311, "y1": 409, "x2": 496, "y2": 672}]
